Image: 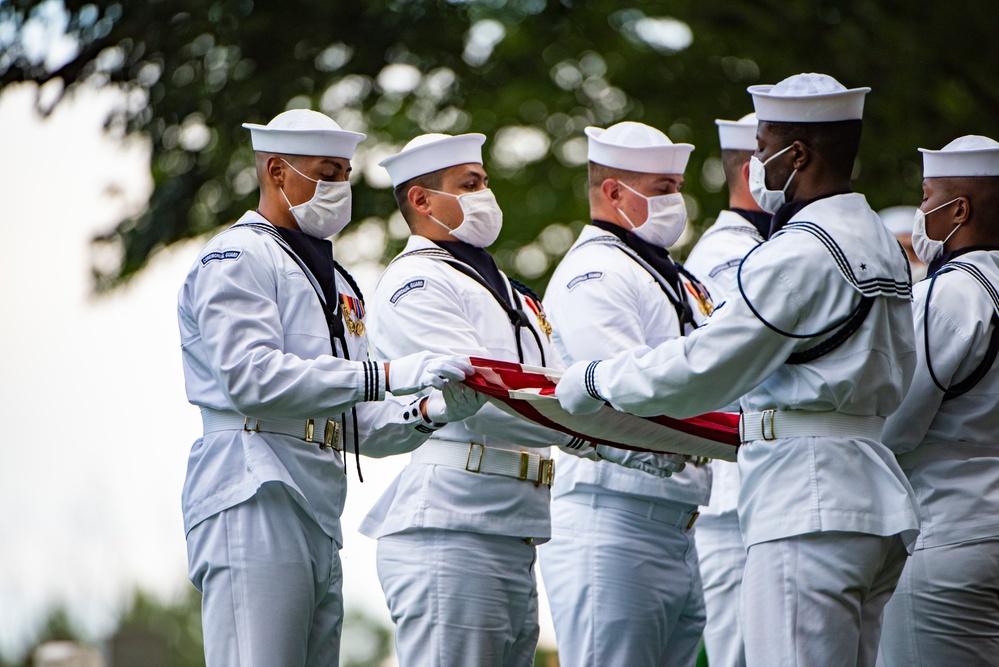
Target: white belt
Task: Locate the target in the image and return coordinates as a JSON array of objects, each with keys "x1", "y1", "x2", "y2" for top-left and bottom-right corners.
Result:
[
  {"x1": 200, "y1": 407, "x2": 342, "y2": 451},
  {"x1": 411, "y1": 438, "x2": 554, "y2": 487},
  {"x1": 739, "y1": 410, "x2": 885, "y2": 444}
]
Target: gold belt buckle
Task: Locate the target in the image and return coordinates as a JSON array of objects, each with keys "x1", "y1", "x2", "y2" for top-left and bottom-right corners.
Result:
[
  {"x1": 465, "y1": 443, "x2": 485, "y2": 473},
  {"x1": 686, "y1": 511, "x2": 700, "y2": 530},
  {"x1": 243, "y1": 417, "x2": 260, "y2": 432},
  {"x1": 761, "y1": 409, "x2": 777, "y2": 441},
  {"x1": 537, "y1": 458, "x2": 555, "y2": 487},
  {"x1": 323, "y1": 419, "x2": 341, "y2": 451},
  {"x1": 519, "y1": 451, "x2": 531, "y2": 481},
  {"x1": 304, "y1": 418, "x2": 315, "y2": 443}
]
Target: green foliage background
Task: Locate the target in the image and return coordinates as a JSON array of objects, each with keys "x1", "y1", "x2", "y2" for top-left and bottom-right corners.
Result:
[
  {"x1": 3, "y1": 0, "x2": 998, "y2": 293},
  {"x1": 3, "y1": 2, "x2": 998, "y2": 662}
]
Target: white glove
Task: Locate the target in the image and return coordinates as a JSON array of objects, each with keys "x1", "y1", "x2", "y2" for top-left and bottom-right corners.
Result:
[
  {"x1": 555, "y1": 360, "x2": 605, "y2": 415},
  {"x1": 424, "y1": 380, "x2": 487, "y2": 424},
  {"x1": 388, "y1": 352, "x2": 473, "y2": 395},
  {"x1": 595, "y1": 445, "x2": 688, "y2": 478}
]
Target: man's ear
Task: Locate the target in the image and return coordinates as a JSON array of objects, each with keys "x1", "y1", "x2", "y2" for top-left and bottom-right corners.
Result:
[
  {"x1": 408, "y1": 186, "x2": 431, "y2": 215},
  {"x1": 790, "y1": 140, "x2": 811, "y2": 171},
  {"x1": 266, "y1": 155, "x2": 286, "y2": 189},
  {"x1": 953, "y1": 196, "x2": 971, "y2": 224},
  {"x1": 601, "y1": 178, "x2": 622, "y2": 204}
]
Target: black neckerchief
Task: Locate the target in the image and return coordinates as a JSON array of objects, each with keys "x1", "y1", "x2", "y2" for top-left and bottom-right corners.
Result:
[
  {"x1": 732, "y1": 208, "x2": 774, "y2": 239},
  {"x1": 590, "y1": 219, "x2": 683, "y2": 293},
  {"x1": 769, "y1": 190, "x2": 851, "y2": 238},
  {"x1": 276, "y1": 226, "x2": 338, "y2": 307},
  {"x1": 259, "y1": 222, "x2": 365, "y2": 483},
  {"x1": 436, "y1": 240, "x2": 512, "y2": 308}
]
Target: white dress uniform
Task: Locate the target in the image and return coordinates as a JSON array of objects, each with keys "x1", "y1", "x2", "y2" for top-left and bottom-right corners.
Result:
[
  {"x1": 682, "y1": 209, "x2": 765, "y2": 667},
  {"x1": 180, "y1": 212, "x2": 435, "y2": 666},
  {"x1": 575, "y1": 192, "x2": 921, "y2": 667},
  {"x1": 878, "y1": 250, "x2": 999, "y2": 666},
  {"x1": 540, "y1": 222, "x2": 712, "y2": 667},
  {"x1": 360, "y1": 234, "x2": 571, "y2": 667}
]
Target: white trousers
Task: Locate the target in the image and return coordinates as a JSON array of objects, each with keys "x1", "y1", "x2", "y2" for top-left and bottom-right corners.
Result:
[
  {"x1": 376, "y1": 528, "x2": 539, "y2": 667},
  {"x1": 742, "y1": 532, "x2": 907, "y2": 667},
  {"x1": 539, "y1": 493, "x2": 706, "y2": 667},
  {"x1": 878, "y1": 536, "x2": 999, "y2": 666},
  {"x1": 187, "y1": 481, "x2": 343, "y2": 667},
  {"x1": 695, "y1": 514, "x2": 747, "y2": 667}
]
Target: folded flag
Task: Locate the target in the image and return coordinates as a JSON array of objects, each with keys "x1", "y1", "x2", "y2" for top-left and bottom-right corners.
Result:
[{"x1": 463, "y1": 357, "x2": 740, "y2": 462}]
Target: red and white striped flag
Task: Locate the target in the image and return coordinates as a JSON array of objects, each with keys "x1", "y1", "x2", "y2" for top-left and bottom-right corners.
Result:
[{"x1": 463, "y1": 357, "x2": 740, "y2": 462}]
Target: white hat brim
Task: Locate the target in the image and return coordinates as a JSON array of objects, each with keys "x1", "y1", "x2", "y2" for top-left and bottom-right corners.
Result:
[
  {"x1": 749, "y1": 84, "x2": 871, "y2": 123},
  {"x1": 242, "y1": 123, "x2": 366, "y2": 158},
  {"x1": 379, "y1": 134, "x2": 486, "y2": 187},
  {"x1": 585, "y1": 126, "x2": 693, "y2": 174}
]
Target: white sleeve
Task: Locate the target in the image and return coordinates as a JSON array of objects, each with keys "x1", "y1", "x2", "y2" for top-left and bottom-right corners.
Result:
[
  {"x1": 370, "y1": 267, "x2": 573, "y2": 448},
  {"x1": 882, "y1": 281, "x2": 974, "y2": 454},
  {"x1": 354, "y1": 396, "x2": 439, "y2": 458},
  {"x1": 189, "y1": 245, "x2": 384, "y2": 419},
  {"x1": 591, "y1": 243, "x2": 829, "y2": 418}
]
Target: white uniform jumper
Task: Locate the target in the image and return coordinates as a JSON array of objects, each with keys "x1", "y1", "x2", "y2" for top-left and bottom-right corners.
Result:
[
  {"x1": 361, "y1": 235, "x2": 570, "y2": 667},
  {"x1": 682, "y1": 209, "x2": 766, "y2": 667},
  {"x1": 879, "y1": 249, "x2": 999, "y2": 666},
  {"x1": 584, "y1": 194, "x2": 921, "y2": 667},
  {"x1": 540, "y1": 223, "x2": 712, "y2": 667},
  {"x1": 179, "y1": 212, "x2": 432, "y2": 667}
]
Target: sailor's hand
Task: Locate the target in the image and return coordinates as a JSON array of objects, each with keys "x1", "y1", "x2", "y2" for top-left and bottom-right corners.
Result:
[
  {"x1": 555, "y1": 361, "x2": 605, "y2": 415},
  {"x1": 423, "y1": 380, "x2": 487, "y2": 424},
  {"x1": 387, "y1": 352, "x2": 473, "y2": 395},
  {"x1": 595, "y1": 446, "x2": 688, "y2": 478}
]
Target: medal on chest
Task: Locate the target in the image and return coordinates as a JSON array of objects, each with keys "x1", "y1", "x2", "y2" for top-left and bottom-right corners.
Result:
[
  {"x1": 523, "y1": 296, "x2": 553, "y2": 341},
  {"x1": 683, "y1": 281, "x2": 714, "y2": 317},
  {"x1": 340, "y1": 293, "x2": 366, "y2": 337}
]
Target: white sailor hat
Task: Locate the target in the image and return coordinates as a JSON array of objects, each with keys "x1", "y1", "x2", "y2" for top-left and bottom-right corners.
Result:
[
  {"x1": 878, "y1": 206, "x2": 919, "y2": 237},
  {"x1": 919, "y1": 135, "x2": 999, "y2": 178},
  {"x1": 715, "y1": 113, "x2": 758, "y2": 151},
  {"x1": 748, "y1": 73, "x2": 870, "y2": 123},
  {"x1": 585, "y1": 121, "x2": 694, "y2": 174},
  {"x1": 379, "y1": 133, "x2": 487, "y2": 188},
  {"x1": 242, "y1": 109, "x2": 366, "y2": 158}
]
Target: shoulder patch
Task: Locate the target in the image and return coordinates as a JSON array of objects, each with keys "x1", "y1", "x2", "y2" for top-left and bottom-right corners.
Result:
[
  {"x1": 200, "y1": 250, "x2": 241, "y2": 265},
  {"x1": 567, "y1": 271, "x2": 604, "y2": 290},
  {"x1": 390, "y1": 278, "x2": 426, "y2": 304}
]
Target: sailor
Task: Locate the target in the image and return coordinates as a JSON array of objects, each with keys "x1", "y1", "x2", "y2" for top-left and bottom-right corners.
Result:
[
  {"x1": 539, "y1": 121, "x2": 705, "y2": 667},
  {"x1": 879, "y1": 205, "x2": 927, "y2": 282},
  {"x1": 683, "y1": 111, "x2": 771, "y2": 667},
  {"x1": 878, "y1": 135, "x2": 999, "y2": 666},
  {"x1": 360, "y1": 132, "x2": 677, "y2": 666},
  {"x1": 555, "y1": 73, "x2": 921, "y2": 667},
  {"x1": 178, "y1": 109, "x2": 479, "y2": 666}
]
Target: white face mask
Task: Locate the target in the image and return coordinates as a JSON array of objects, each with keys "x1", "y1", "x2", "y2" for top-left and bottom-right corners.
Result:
[
  {"x1": 911, "y1": 198, "x2": 962, "y2": 264},
  {"x1": 616, "y1": 181, "x2": 688, "y2": 248},
  {"x1": 749, "y1": 144, "x2": 797, "y2": 214},
  {"x1": 280, "y1": 159, "x2": 352, "y2": 238},
  {"x1": 426, "y1": 188, "x2": 504, "y2": 248}
]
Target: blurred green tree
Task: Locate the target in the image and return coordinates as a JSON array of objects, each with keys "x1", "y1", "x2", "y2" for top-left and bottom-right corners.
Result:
[{"x1": 2, "y1": 0, "x2": 997, "y2": 292}]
